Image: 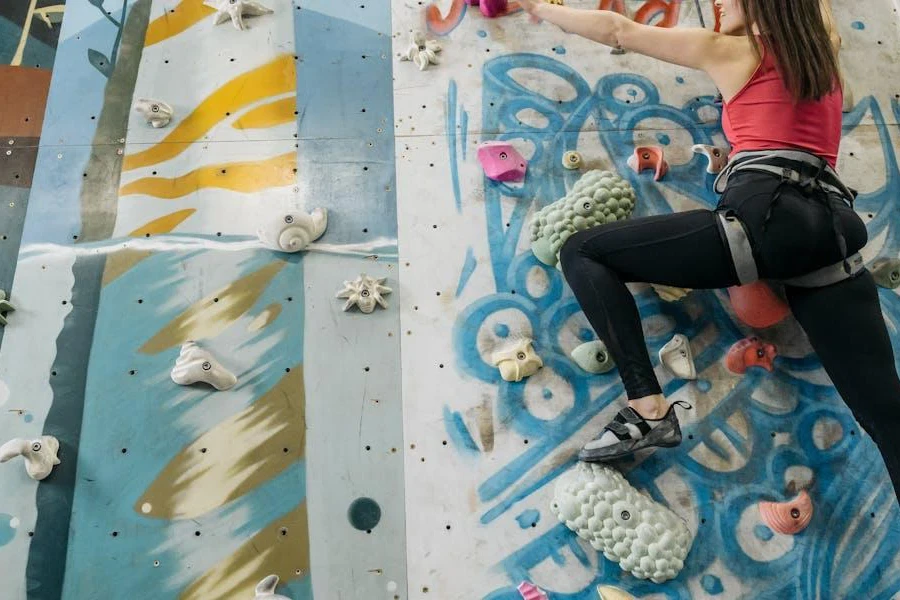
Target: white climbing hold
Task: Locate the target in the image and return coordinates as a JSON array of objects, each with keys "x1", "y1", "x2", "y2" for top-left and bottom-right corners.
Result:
[
  {"x1": 491, "y1": 338, "x2": 543, "y2": 382},
  {"x1": 134, "y1": 98, "x2": 174, "y2": 128},
  {"x1": 0, "y1": 436, "x2": 60, "y2": 481},
  {"x1": 562, "y1": 150, "x2": 583, "y2": 170},
  {"x1": 596, "y1": 585, "x2": 637, "y2": 600},
  {"x1": 658, "y1": 334, "x2": 696, "y2": 380},
  {"x1": 399, "y1": 31, "x2": 441, "y2": 71},
  {"x1": 171, "y1": 341, "x2": 238, "y2": 391},
  {"x1": 650, "y1": 284, "x2": 691, "y2": 303},
  {"x1": 551, "y1": 462, "x2": 693, "y2": 584},
  {"x1": 571, "y1": 340, "x2": 616, "y2": 374},
  {"x1": 691, "y1": 144, "x2": 729, "y2": 174},
  {"x1": 336, "y1": 274, "x2": 392, "y2": 313},
  {"x1": 204, "y1": 0, "x2": 273, "y2": 30},
  {"x1": 254, "y1": 574, "x2": 291, "y2": 600},
  {"x1": 257, "y1": 208, "x2": 327, "y2": 253}
]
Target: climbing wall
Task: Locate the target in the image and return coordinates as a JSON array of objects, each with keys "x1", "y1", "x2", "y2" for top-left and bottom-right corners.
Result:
[{"x1": 0, "y1": 0, "x2": 898, "y2": 598}]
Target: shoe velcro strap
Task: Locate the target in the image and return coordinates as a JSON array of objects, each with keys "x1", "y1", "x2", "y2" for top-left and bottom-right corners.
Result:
[
  {"x1": 604, "y1": 420, "x2": 634, "y2": 441},
  {"x1": 614, "y1": 407, "x2": 652, "y2": 436}
]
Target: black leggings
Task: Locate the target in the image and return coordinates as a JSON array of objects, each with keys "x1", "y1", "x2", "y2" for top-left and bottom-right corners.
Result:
[{"x1": 559, "y1": 171, "x2": 900, "y2": 500}]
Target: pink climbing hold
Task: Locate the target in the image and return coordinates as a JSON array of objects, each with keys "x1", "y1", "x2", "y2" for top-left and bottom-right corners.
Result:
[
  {"x1": 627, "y1": 146, "x2": 668, "y2": 181},
  {"x1": 478, "y1": 141, "x2": 528, "y2": 182},
  {"x1": 517, "y1": 581, "x2": 548, "y2": 600},
  {"x1": 758, "y1": 490, "x2": 814, "y2": 535},
  {"x1": 727, "y1": 281, "x2": 790, "y2": 328},
  {"x1": 466, "y1": 0, "x2": 508, "y2": 17},
  {"x1": 726, "y1": 337, "x2": 777, "y2": 374}
]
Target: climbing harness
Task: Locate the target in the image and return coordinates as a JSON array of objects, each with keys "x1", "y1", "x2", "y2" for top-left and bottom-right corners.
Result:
[{"x1": 712, "y1": 149, "x2": 864, "y2": 289}]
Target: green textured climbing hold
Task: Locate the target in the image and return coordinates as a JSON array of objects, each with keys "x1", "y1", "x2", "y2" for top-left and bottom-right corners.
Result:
[
  {"x1": 871, "y1": 257, "x2": 900, "y2": 289},
  {"x1": 530, "y1": 170, "x2": 637, "y2": 267},
  {"x1": 571, "y1": 340, "x2": 616, "y2": 374},
  {"x1": 0, "y1": 290, "x2": 14, "y2": 327}
]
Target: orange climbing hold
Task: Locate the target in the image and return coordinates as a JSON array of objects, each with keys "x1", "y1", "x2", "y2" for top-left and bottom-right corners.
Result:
[
  {"x1": 758, "y1": 490, "x2": 813, "y2": 535},
  {"x1": 627, "y1": 146, "x2": 668, "y2": 181},
  {"x1": 726, "y1": 337, "x2": 777, "y2": 374},
  {"x1": 727, "y1": 281, "x2": 790, "y2": 328}
]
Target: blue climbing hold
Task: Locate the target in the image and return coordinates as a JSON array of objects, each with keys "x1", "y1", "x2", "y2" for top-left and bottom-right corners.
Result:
[
  {"x1": 851, "y1": 21, "x2": 865, "y2": 30},
  {"x1": 701, "y1": 574, "x2": 724, "y2": 595},
  {"x1": 494, "y1": 323, "x2": 510, "y2": 338},
  {"x1": 754, "y1": 524, "x2": 774, "y2": 541}
]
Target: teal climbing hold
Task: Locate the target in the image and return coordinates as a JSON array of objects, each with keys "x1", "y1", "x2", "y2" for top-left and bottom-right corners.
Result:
[{"x1": 571, "y1": 340, "x2": 616, "y2": 374}]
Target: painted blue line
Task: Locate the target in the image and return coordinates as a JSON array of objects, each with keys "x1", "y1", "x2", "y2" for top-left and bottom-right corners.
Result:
[
  {"x1": 446, "y1": 79, "x2": 462, "y2": 213},
  {"x1": 460, "y1": 109, "x2": 469, "y2": 159},
  {"x1": 444, "y1": 406, "x2": 480, "y2": 454},
  {"x1": 455, "y1": 247, "x2": 477, "y2": 297}
]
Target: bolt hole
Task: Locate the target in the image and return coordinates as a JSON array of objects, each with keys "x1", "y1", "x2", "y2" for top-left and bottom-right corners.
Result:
[
  {"x1": 194, "y1": 531, "x2": 201, "y2": 537},
  {"x1": 121, "y1": 448, "x2": 127, "y2": 454}
]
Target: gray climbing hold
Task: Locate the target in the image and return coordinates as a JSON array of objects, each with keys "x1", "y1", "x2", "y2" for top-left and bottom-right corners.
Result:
[
  {"x1": 871, "y1": 257, "x2": 900, "y2": 289},
  {"x1": 0, "y1": 291, "x2": 15, "y2": 327},
  {"x1": 571, "y1": 340, "x2": 616, "y2": 374},
  {"x1": 134, "y1": 98, "x2": 174, "y2": 128},
  {"x1": 529, "y1": 170, "x2": 637, "y2": 267}
]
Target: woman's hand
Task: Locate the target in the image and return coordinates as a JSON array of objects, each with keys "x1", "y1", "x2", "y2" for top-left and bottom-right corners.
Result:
[{"x1": 517, "y1": 0, "x2": 542, "y2": 15}]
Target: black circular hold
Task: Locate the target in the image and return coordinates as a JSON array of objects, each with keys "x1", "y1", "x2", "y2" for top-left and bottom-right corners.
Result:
[{"x1": 348, "y1": 497, "x2": 382, "y2": 531}]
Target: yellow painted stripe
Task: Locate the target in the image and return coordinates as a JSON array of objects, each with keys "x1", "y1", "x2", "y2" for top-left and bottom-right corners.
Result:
[
  {"x1": 101, "y1": 210, "x2": 197, "y2": 286},
  {"x1": 123, "y1": 55, "x2": 296, "y2": 172},
  {"x1": 139, "y1": 260, "x2": 286, "y2": 354},
  {"x1": 129, "y1": 209, "x2": 196, "y2": 236},
  {"x1": 232, "y1": 97, "x2": 297, "y2": 130},
  {"x1": 144, "y1": 0, "x2": 215, "y2": 47},
  {"x1": 120, "y1": 153, "x2": 295, "y2": 199}
]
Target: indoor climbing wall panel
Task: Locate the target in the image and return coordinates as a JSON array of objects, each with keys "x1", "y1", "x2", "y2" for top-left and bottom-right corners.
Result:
[{"x1": 393, "y1": 0, "x2": 900, "y2": 598}]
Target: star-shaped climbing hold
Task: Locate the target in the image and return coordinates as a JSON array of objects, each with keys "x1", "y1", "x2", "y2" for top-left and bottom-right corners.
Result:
[{"x1": 203, "y1": 0, "x2": 273, "y2": 30}]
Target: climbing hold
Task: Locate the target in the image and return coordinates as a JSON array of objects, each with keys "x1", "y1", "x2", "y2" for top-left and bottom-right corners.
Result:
[
  {"x1": 627, "y1": 146, "x2": 668, "y2": 181},
  {"x1": 571, "y1": 340, "x2": 616, "y2": 374},
  {"x1": 477, "y1": 142, "x2": 528, "y2": 182},
  {"x1": 650, "y1": 284, "x2": 691, "y2": 303},
  {"x1": 0, "y1": 436, "x2": 60, "y2": 481},
  {"x1": 336, "y1": 274, "x2": 392, "y2": 314},
  {"x1": 659, "y1": 334, "x2": 696, "y2": 380},
  {"x1": 171, "y1": 341, "x2": 238, "y2": 391},
  {"x1": 257, "y1": 208, "x2": 327, "y2": 253},
  {"x1": 725, "y1": 337, "x2": 777, "y2": 374},
  {"x1": 691, "y1": 144, "x2": 729, "y2": 174},
  {"x1": 597, "y1": 586, "x2": 637, "y2": 600},
  {"x1": 491, "y1": 338, "x2": 543, "y2": 382},
  {"x1": 551, "y1": 462, "x2": 693, "y2": 584},
  {"x1": 0, "y1": 290, "x2": 15, "y2": 327},
  {"x1": 254, "y1": 575, "x2": 291, "y2": 600},
  {"x1": 203, "y1": 0, "x2": 273, "y2": 30},
  {"x1": 466, "y1": 0, "x2": 508, "y2": 18},
  {"x1": 758, "y1": 490, "x2": 813, "y2": 535},
  {"x1": 530, "y1": 170, "x2": 637, "y2": 267},
  {"x1": 727, "y1": 281, "x2": 790, "y2": 328},
  {"x1": 871, "y1": 257, "x2": 900, "y2": 289},
  {"x1": 562, "y1": 151, "x2": 583, "y2": 170},
  {"x1": 134, "y1": 99, "x2": 174, "y2": 129},
  {"x1": 517, "y1": 581, "x2": 548, "y2": 600},
  {"x1": 610, "y1": 46, "x2": 626, "y2": 55},
  {"x1": 399, "y1": 31, "x2": 442, "y2": 71}
]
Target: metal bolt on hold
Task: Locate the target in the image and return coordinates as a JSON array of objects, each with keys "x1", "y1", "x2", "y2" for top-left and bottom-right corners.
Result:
[
  {"x1": 5, "y1": 150, "x2": 10, "y2": 156},
  {"x1": 57, "y1": 153, "x2": 63, "y2": 159},
  {"x1": 119, "y1": 137, "x2": 125, "y2": 143},
  {"x1": 7, "y1": 140, "x2": 13, "y2": 145},
  {"x1": 117, "y1": 149, "x2": 124, "y2": 155}
]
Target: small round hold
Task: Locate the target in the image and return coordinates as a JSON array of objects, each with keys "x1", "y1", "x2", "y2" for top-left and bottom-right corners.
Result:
[{"x1": 562, "y1": 151, "x2": 583, "y2": 170}]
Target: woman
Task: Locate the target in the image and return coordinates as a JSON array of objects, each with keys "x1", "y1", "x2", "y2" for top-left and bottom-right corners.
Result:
[{"x1": 518, "y1": 0, "x2": 900, "y2": 501}]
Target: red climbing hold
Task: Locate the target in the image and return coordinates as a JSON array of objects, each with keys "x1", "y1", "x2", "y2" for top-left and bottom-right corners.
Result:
[
  {"x1": 627, "y1": 145, "x2": 668, "y2": 181},
  {"x1": 517, "y1": 581, "x2": 548, "y2": 600},
  {"x1": 758, "y1": 490, "x2": 814, "y2": 535},
  {"x1": 726, "y1": 337, "x2": 777, "y2": 374},
  {"x1": 478, "y1": 141, "x2": 528, "y2": 182},
  {"x1": 727, "y1": 281, "x2": 790, "y2": 329}
]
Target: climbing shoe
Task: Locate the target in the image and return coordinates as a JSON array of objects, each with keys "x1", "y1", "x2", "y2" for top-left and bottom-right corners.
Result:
[{"x1": 579, "y1": 400, "x2": 692, "y2": 462}]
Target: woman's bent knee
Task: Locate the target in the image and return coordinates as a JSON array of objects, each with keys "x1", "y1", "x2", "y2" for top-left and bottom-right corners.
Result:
[{"x1": 559, "y1": 229, "x2": 594, "y2": 275}]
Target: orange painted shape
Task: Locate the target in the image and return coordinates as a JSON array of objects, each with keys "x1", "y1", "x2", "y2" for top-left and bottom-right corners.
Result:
[
  {"x1": 627, "y1": 146, "x2": 668, "y2": 180},
  {"x1": 120, "y1": 153, "x2": 295, "y2": 199},
  {"x1": 232, "y1": 97, "x2": 297, "y2": 130},
  {"x1": 0, "y1": 66, "x2": 52, "y2": 137},
  {"x1": 129, "y1": 209, "x2": 197, "y2": 237},
  {"x1": 122, "y1": 54, "x2": 296, "y2": 172},
  {"x1": 144, "y1": 0, "x2": 215, "y2": 47},
  {"x1": 426, "y1": 0, "x2": 466, "y2": 35},
  {"x1": 758, "y1": 490, "x2": 813, "y2": 535},
  {"x1": 634, "y1": 0, "x2": 681, "y2": 27},
  {"x1": 598, "y1": 0, "x2": 626, "y2": 14}
]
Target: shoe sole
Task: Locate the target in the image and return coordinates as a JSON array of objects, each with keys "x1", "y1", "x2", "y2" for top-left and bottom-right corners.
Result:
[{"x1": 579, "y1": 418, "x2": 683, "y2": 463}]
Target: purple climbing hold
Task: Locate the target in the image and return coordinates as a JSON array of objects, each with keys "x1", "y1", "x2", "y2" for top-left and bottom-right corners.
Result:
[
  {"x1": 467, "y1": 0, "x2": 508, "y2": 18},
  {"x1": 478, "y1": 141, "x2": 528, "y2": 182}
]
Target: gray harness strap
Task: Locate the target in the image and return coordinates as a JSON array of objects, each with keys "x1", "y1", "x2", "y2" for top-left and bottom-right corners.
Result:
[{"x1": 714, "y1": 149, "x2": 863, "y2": 289}]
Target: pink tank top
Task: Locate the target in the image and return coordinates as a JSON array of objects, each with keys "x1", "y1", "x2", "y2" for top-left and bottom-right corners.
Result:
[{"x1": 721, "y1": 44, "x2": 843, "y2": 168}]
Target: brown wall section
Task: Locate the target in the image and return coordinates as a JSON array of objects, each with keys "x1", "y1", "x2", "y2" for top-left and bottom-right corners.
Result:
[{"x1": 0, "y1": 66, "x2": 52, "y2": 138}]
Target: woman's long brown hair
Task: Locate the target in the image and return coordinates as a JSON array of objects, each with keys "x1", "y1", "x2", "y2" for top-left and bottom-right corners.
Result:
[{"x1": 739, "y1": 0, "x2": 840, "y2": 102}]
